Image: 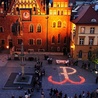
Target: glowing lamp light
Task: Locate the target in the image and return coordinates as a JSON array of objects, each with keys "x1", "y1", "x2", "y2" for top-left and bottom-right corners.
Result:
[
  {"x1": 71, "y1": 44, "x2": 75, "y2": 49},
  {"x1": 6, "y1": 45, "x2": 9, "y2": 49},
  {"x1": 95, "y1": 70, "x2": 98, "y2": 74},
  {"x1": 48, "y1": 67, "x2": 85, "y2": 85}
]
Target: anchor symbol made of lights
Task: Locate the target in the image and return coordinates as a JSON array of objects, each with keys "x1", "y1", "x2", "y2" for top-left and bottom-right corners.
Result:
[{"x1": 48, "y1": 67, "x2": 85, "y2": 85}]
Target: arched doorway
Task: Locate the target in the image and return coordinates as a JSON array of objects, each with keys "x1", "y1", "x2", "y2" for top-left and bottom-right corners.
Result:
[
  {"x1": 78, "y1": 50, "x2": 82, "y2": 58},
  {"x1": 7, "y1": 35, "x2": 13, "y2": 49}
]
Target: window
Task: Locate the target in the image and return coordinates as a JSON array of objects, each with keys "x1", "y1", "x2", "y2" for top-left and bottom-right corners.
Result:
[
  {"x1": 58, "y1": 34, "x2": 60, "y2": 43},
  {"x1": 37, "y1": 24, "x2": 41, "y2": 32},
  {"x1": 52, "y1": 36, "x2": 55, "y2": 43},
  {"x1": 29, "y1": 39, "x2": 34, "y2": 45},
  {"x1": 80, "y1": 27, "x2": 85, "y2": 33},
  {"x1": 64, "y1": 37, "x2": 66, "y2": 44},
  {"x1": 89, "y1": 38, "x2": 94, "y2": 45},
  {"x1": 61, "y1": 11, "x2": 63, "y2": 15},
  {"x1": 78, "y1": 50, "x2": 82, "y2": 58},
  {"x1": 37, "y1": 39, "x2": 41, "y2": 45},
  {"x1": 29, "y1": 24, "x2": 33, "y2": 33},
  {"x1": 53, "y1": 22, "x2": 56, "y2": 28},
  {"x1": 91, "y1": 19, "x2": 97, "y2": 22},
  {"x1": 57, "y1": 4, "x2": 60, "y2": 7},
  {"x1": 0, "y1": 27, "x2": 3, "y2": 32},
  {"x1": 58, "y1": 21, "x2": 61, "y2": 28},
  {"x1": 90, "y1": 27, "x2": 95, "y2": 34},
  {"x1": 1, "y1": 40, "x2": 5, "y2": 45},
  {"x1": 88, "y1": 51, "x2": 92, "y2": 59},
  {"x1": 79, "y1": 38, "x2": 84, "y2": 45},
  {"x1": 18, "y1": 39, "x2": 22, "y2": 45},
  {"x1": 58, "y1": 11, "x2": 60, "y2": 15}
]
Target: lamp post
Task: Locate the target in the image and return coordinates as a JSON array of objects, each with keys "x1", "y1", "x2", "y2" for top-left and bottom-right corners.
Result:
[
  {"x1": 6, "y1": 45, "x2": 10, "y2": 60},
  {"x1": 71, "y1": 44, "x2": 75, "y2": 58},
  {"x1": 20, "y1": 42, "x2": 25, "y2": 77},
  {"x1": 46, "y1": 16, "x2": 49, "y2": 52}
]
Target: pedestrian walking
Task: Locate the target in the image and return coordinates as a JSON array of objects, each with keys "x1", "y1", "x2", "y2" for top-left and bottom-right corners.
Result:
[
  {"x1": 86, "y1": 91, "x2": 90, "y2": 98},
  {"x1": 95, "y1": 76, "x2": 98, "y2": 84},
  {"x1": 63, "y1": 94, "x2": 67, "y2": 98},
  {"x1": 74, "y1": 94, "x2": 78, "y2": 98},
  {"x1": 82, "y1": 91, "x2": 85, "y2": 98},
  {"x1": 59, "y1": 91, "x2": 63, "y2": 98},
  {"x1": 41, "y1": 89, "x2": 45, "y2": 98},
  {"x1": 11, "y1": 95, "x2": 15, "y2": 98},
  {"x1": 25, "y1": 92, "x2": 29, "y2": 98},
  {"x1": 79, "y1": 94, "x2": 82, "y2": 98}
]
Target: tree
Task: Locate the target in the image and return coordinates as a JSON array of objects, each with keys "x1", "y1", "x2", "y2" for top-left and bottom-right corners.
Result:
[{"x1": 90, "y1": 48, "x2": 98, "y2": 69}]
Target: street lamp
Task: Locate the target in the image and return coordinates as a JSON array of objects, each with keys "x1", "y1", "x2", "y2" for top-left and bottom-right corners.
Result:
[
  {"x1": 6, "y1": 45, "x2": 10, "y2": 60},
  {"x1": 71, "y1": 44, "x2": 75, "y2": 58},
  {"x1": 46, "y1": 16, "x2": 49, "y2": 52},
  {"x1": 20, "y1": 42, "x2": 25, "y2": 78}
]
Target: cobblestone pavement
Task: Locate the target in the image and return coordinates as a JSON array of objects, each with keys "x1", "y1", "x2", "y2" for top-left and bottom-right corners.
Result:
[{"x1": 0, "y1": 53, "x2": 97, "y2": 98}]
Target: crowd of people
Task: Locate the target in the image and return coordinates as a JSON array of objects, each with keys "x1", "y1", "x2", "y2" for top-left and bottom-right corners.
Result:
[{"x1": 48, "y1": 88, "x2": 98, "y2": 98}]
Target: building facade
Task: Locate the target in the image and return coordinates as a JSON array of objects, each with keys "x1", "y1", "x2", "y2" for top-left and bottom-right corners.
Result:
[
  {"x1": 0, "y1": 0, "x2": 72, "y2": 53},
  {"x1": 71, "y1": 4, "x2": 98, "y2": 60}
]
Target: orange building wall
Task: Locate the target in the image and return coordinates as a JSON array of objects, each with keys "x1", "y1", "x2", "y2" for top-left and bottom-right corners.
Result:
[{"x1": 0, "y1": 0, "x2": 72, "y2": 52}]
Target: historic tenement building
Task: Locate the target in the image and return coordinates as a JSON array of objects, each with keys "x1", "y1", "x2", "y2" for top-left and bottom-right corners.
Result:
[
  {"x1": 71, "y1": 3, "x2": 98, "y2": 60},
  {"x1": 0, "y1": 0, "x2": 72, "y2": 54}
]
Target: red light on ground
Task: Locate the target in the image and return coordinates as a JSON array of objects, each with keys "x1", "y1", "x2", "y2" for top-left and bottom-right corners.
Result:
[
  {"x1": 48, "y1": 75, "x2": 85, "y2": 85},
  {"x1": 48, "y1": 67, "x2": 85, "y2": 85}
]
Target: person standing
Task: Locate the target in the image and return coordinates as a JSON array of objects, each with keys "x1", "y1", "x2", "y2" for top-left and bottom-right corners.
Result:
[
  {"x1": 41, "y1": 89, "x2": 45, "y2": 98},
  {"x1": 82, "y1": 91, "x2": 85, "y2": 98},
  {"x1": 63, "y1": 94, "x2": 67, "y2": 98},
  {"x1": 79, "y1": 94, "x2": 82, "y2": 98},
  {"x1": 96, "y1": 76, "x2": 98, "y2": 84},
  {"x1": 74, "y1": 94, "x2": 78, "y2": 98}
]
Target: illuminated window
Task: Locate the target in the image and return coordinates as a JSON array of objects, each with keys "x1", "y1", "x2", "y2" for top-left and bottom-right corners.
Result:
[
  {"x1": 53, "y1": 10, "x2": 56, "y2": 15},
  {"x1": 89, "y1": 38, "x2": 94, "y2": 45},
  {"x1": 65, "y1": 2, "x2": 68, "y2": 7},
  {"x1": 50, "y1": 10, "x2": 52, "y2": 15},
  {"x1": 29, "y1": 39, "x2": 34, "y2": 45},
  {"x1": 29, "y1": 24, "x2": 33, "y2": 33},
  {"x1": 37, "y1": 39, "x2": 41, "y2": 45},
  {"x1": 0, "y1": 27, "x2": 3, "y2": 32},
  {"x1": 52, "y1": 36, "x2": 55, "y2": 43},
  {"x1": 58, "y1": 21, "x2": 62, "y2": 28},
  {"x1": 80, "y1": 27, "x2": 85, "y2": 33},
  {"x1": 19, "y1": 0, "x2": 21, "y2": 3},
  {"x1": 18, "y1": 39, "x2": 23, "y2": 45},
  {"x1": 58, "y1": 34, "x2": 60, "y2": 43},
  {"x1": 64, "y1": 10, "x2": 67, "y2": 15},
  {"x1": 37, "y1": 24, "x2": 41, "y2": 33},
  {"x1": 79, "y1": 38, "x2": 84, "y2": 45},
  {"x1": 90, "y1": 27, "x2": 95, "y2": 34},
  {"x1": 61, "y1": 2, "x2": 64, "y2": 7},
  {"x1": 53, "y1": 3, "x2": 56, "y2": 7},
  {"x1": 53, "y1": 22, "x2": 56, "y2": 28},
  {"x1": 68, "y1": 10, "x2": 71, "y2": 15}
]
